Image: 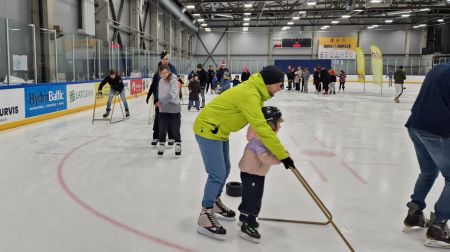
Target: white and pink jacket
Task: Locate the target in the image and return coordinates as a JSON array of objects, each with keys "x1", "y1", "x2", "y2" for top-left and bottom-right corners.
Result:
[{"x1": 238, "y1": 127, "x2": 281, "y2": 176}]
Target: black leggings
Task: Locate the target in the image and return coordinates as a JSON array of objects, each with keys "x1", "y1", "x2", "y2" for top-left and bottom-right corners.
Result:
[
  {"x1": 238, "y1": 172, "x2": 265, "y2": 218},
  {"x1": 339, "y1": 82, "x2": 345, "y2": 90},
  {"x1": 156, "y1": 111, "x2": 180, "y2": 142}
]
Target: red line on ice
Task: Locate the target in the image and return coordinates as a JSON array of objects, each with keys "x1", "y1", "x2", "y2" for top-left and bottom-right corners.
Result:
[
  {"x1": 341, "y1": 161, "x2": 368, "y2": 185},
  {"x1": 57, "y1": 137, "x2": 197, "y2": 252},
  {"x1": 307, "y1": 160, "x2": 328, "y2": 182}
]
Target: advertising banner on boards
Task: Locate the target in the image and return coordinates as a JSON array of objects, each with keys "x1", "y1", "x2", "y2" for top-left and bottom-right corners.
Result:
[
  {"x1": 24, "y1": 85, "x2": 67, "y2": 118},
  {"x1": 0, "y1": 88, "x2": 25, "y2": 125}
]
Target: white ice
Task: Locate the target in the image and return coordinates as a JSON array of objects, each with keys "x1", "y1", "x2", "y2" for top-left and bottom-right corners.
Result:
[{"x1": 0, "y1": 83, "x2": 443, "y2": 252}]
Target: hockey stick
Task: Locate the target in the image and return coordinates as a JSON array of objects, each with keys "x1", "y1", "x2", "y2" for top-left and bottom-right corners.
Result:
[{"x1": 260, "y1": 166, "x2": 355, "y2": 252}]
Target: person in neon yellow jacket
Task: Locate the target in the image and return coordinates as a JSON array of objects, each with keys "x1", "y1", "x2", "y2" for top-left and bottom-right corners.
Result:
[{"x1": 194, "y1": 65, "x2": 296, "y2": 240}]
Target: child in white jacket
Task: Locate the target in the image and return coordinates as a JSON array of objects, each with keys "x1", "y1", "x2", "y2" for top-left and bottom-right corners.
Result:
[{"x1": 238, "y1": 106, "x2": 284, "y2": 243}]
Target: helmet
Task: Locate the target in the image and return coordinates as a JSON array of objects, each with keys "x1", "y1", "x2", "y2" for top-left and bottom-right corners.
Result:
[{"x1": 261, "y1": 106, "x2": 283, "y2": 130}]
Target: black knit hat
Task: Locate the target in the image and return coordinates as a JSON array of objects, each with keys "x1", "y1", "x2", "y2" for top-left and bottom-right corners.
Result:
[
  {"x1": 260, "y1": 65, "x2": 285, "y2": 85},
  {"x1": 197, "y1": 63, "x2": 203, "y2": 69},
  {"x1": 160, "y1": 50, "x2": 169, "y2": 59}
]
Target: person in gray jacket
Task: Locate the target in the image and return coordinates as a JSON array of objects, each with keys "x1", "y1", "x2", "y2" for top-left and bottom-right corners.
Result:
[
  {"x1": 302, "y1": 67, "x2": 310, "y2": 93},
  {"x1": 156, "y1": 64, "x2": 182, "y2": 156}
]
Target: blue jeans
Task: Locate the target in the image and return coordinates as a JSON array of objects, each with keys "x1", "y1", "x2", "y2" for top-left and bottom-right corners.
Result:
[
  {"x1": 188, "y1": 100, "x2": 199, "y2": 110},
  {"x1": 408, "y1": 128, "x2": 450, "y2": 222},
  {"x1": 195, "y1": 135, "x2": 231, "y2": 208},
  {"x1": 106, "y1": 88, "x2": 129, "y2": 111}
]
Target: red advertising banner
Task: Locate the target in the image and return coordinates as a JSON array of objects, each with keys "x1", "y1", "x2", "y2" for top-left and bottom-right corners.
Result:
[{"x1": 130, "y1": 79, "x2": 143, "y2": 95}]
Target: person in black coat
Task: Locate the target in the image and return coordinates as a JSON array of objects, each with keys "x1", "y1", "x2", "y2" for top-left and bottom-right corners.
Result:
[
  {"x1": 313, "y1": 67, "x2": 321, "y2": 92},
  {"x1": 146, "y1": 50, "x2": 178, "y2": 146},
  {"x1": 241, "y1": 66, "x2": 251, "y2": 82},
  {"x1": 320, "y1": 67, "x2": 330, "y2": 95},
  {"x1": 98, "y1": 69, "x2": 130, "y2": 118},
  {"x1": 207, "y1": 65, "x2": 215, "y2": 93},
  {"x1": 196, "y1": 64, "x2": 208, "y2": 108},
  {"x1": 188, "y1": 74, "x2": 201, "y2": 111}
]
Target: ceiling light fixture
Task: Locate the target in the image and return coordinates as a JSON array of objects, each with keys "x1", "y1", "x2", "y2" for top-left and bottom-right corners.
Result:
[
  {"x1": 201, "y1": 23, "x2": 208, "y2": 27},
  {"x1": 281, "y1": 26, "x2": 291, "y2": 30},
  {"x1": 243, "y1": 27, "x2": 248, "y2": 31},
  {"x1": 342, "y1": 15, "x2": 351, "y2": 18},
  {"x1": 244, "y1": 12, "x2": 251, "y2": 16},
  {"x1": 370, "y1": 0, "x2": 382, "y2": 3},
  {"x1": 197, "y1": 18, "x2": 204, "y2": 22},
  {"x1": 205, "y1": 28, "x2": 211, "y2": 32},
  {"x1": 299, "y1": 11, "x2": 306, "y2": 14},
  {"x1": 385, "y1": 19, "x2": 393, "y2": 23},
  {"x1": 420, "y1": 8, "x2": 430, "y2": 12},
  {"x1": 287, "y1": 21, "x2": 294, "y2": 25},
  {"x1": 244, "y1": 17, "x2": 251, "y2": 21},
  {"x1": 331, "y1": 20, "x2": 340, "y2": 24},
  {"x1": 307, "y1": 1, "x2": 317, "y2": 6},
  {"x1": 244, "y1": 3, "x2": 252, "y2": 8},
  {"x1": 419, "y1": 24, "x2": 427, "y2": 27},
  {"x1": 243, "y1": 23, "x2": 249, "y2": 26},
  {"x1": 401, "y1": 14, "x2": 410, "y2": 18},
  {"x1": 186, "y1": 5, "x2": 195, "y2": 9},
  {"x1": 293, "y1": 16, "x2": 300, "y2": 20},
  {"x1": 354, "y1": 9, "x2": 363, "y2": 12},
  {"x1": 193, "y1": 14, "x2": 201, "y2": 17},
  {"x1": 368, "y1": 26, "x2": 374, "y2": 29},
  {"x1": 438, "y1": 19, "x2": 444, "y2": 22}
]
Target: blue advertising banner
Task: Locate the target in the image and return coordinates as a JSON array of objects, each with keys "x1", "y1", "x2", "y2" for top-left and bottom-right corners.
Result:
[{"x1": 24, "y1": 85, "x2": 67, "y2": 118}]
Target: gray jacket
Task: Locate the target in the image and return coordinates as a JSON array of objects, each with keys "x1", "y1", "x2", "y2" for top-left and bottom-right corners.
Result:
[{"x1": 158, "y1": 74, "x2": 181, "y2": 113}]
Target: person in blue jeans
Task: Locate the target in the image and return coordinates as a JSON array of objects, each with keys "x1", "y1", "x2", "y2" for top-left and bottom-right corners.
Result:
[{"x1": 403, "y1": 63, "x2": 450, "y2": 249}]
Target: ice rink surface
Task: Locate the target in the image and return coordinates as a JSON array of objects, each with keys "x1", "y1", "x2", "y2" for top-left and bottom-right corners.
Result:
[{"x1": 0, "y1": 82, "x2": 444, "y2": 252}]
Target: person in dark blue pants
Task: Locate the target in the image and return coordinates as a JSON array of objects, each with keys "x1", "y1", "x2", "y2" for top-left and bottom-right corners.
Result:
[{"x1": 403, "y1": 63, "x2": 450, "y2": 249}]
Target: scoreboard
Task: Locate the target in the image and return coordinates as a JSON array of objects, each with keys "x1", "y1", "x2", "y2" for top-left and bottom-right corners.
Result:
[{"x1": 273, "y1": 38, "x2": 312, "y2": 48}]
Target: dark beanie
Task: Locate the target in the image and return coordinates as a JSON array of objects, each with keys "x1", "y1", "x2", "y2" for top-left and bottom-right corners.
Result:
[
  {"x1": 160, "y1": 50, "x2": 168, "y2": 59},
  {"x1": 197, "y1": 63, "x2": 203, "y2": 69},
  {"x1": 260, "y1": 65, "x2": 285, "y2": 85}
]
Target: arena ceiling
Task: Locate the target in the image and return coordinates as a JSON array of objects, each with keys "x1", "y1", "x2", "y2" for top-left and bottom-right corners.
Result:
[{"x1": 176, "y1": 0, "x2": 450, "y2": 30}]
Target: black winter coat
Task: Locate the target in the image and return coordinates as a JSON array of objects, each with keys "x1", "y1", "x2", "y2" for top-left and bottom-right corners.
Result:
[
  {"x1": 188, "y1": 80, "x2": 200, "y2": 101},
  {"x1": 99, "y1": 75, "x2": 125, "y2": 92},
  {"x1": 197, "y1": 69, "x2": 208, "y2": 89}
]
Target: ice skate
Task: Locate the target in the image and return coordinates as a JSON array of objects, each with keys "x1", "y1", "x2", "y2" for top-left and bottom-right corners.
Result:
[
  {"x1": 394, "y1": 98, "x2": 400, "y2": 103},
  {"x1": 425, "y1": 213, "x2": 450, "y2": 248},
  {"x1": 175, "y1": 143, "x2": 181, "y2": 156},
  {"x1": 157, "y1": 143, "x2": 165, "y2": 156},
  {"x1": 240, "y1": 222, "x2": 261, "y2": 243},
  {"x1": 125, "y1": 110, "x2": 130, "y2": 118},
  {"x1": 102, "y1": 110, "x2": 110, "y2": 118},
  {"x1": 197, "y1": 208, "x2": 227, "y2": 240},
  {"x1": 403, "y1": 202, "x2": 429, "y2": 232},
  {"x1": 151, "y1": 139, "x2": 158, "y2": 146},
  {"x1": 167, "y1": 139, "x2": 175, "y2": 148},
  {"x1": 213, "y1": 198, "x2": 236, "y2": 221}
]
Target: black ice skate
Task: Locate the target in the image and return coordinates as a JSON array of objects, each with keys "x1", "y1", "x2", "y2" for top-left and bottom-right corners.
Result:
[
  {"x1": 175, "y1": 143, "x2": 181, "y2": 156},
  {"x1": 157, "y1": 143, "x2": 165, "y2": 156},
  {"x1": 425, "y1": 213, "x2": 450, "y2": 248},
  {"x1": 403, "y1": 202, "x2": 429, "y2": 232},
  {"x1": 240, "y1": 222, "x2": 261, "y2": 243},
  {"x1": 125, "y1": 110, "x2": 130, "y2": 118},
  {"x1": 102, "y1": 110, "x2": 110, "y2": 118},
  {"x1": 213, "y1": 198, "x2": 236, "y2": 221},
  {"x1": 197, "y1": 208, "x2": 227, "y2": 240},
  {"x1": 167, "y1": 139, "x2": 175, "y2": 148},
  {"x1": 151, "y1": 139, "x2": 158, "y2": 146}
]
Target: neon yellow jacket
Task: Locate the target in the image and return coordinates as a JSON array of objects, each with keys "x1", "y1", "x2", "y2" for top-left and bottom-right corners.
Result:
[{"x1": 193, "y1": 73, "x2": 289, "y2": 160}]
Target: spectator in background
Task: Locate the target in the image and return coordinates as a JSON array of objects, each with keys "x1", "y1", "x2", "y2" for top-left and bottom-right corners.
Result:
[
  {"x1": 232, "y1": 75, "x2": 241, "y2": 87},
  {"x1": 394, "y1": 66, "x2": 406, "y2": 103},
  {"x1": 313, "y1": 67, "x2": 321, "y2": 93},
  {"x1": 220, "y1": 66, "x2": 232, "y2": 93},
  {"x1": 216, "y1": 63, "x2": 227, "y2": 87},
  {"x1": 241, "y1": 66, "x2": 251, "y2": 82},
  {"x1": 302, "y1": 67, "x2": 310, "y2": 93},
  {"x1": 188, "y1": 70, "x2": 195, "y2": 81},
  {"x1": 98, "y1": 69, "x2": 130, "y2": 118},
  {"x1": 339, "y1": 70, "x2": 347, "y2": 93},
  {"x1": 286, "y1": 66, "x2": 295, "y2": 91},
  {"x1": 387, "y1": 69, "x2": 394, "y2": 87},
  {"x1": 294, "y1": 66, "x2": 301, "y2": 91},
  {"x1": 207, "y1": 65, "x2": 215, "y2": 93},
  {"x1": 211, "y1": 73, "x2": 218, "y2": 94},
  {"x1": 197, "y1": 64, "x2": 208, "y2": 108},
  {"x1": 321, "y1": 66, "x2": 330, "y2": 95},
  {"x1": 188, "y1": 74, "x2": 201, "y2": 111},
  {"x1": 329, "y1": 68, "x2": 337, "y2": 95}
]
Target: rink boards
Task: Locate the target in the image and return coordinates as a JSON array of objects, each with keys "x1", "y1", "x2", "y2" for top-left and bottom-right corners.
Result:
[{"x1": 0, "y1": 78, "x2": 151, "y2": 131}]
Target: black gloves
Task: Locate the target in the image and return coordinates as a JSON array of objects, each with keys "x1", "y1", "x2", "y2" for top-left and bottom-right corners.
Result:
[{"x1": 281, "y1": 157, "x2": 296, "y2": 170}]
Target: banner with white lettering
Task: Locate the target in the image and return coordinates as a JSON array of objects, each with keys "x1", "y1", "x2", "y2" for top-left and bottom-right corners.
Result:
[
  {"x1": 24, "y1": 85, "x2": 67, "y2": 118},
  {"x1": 0, "y1": 88, "x2": 25, "y2": 125},
  {"x1": 67, "y1": 83, "x2": 95, "y2": 110}
]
